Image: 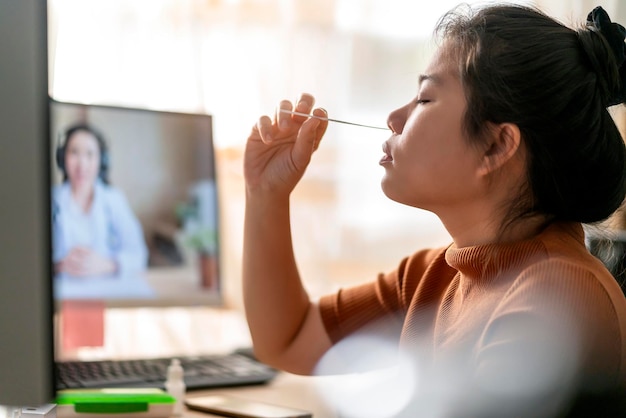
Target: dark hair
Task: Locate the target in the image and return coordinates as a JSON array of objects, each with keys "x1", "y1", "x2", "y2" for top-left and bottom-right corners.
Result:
[
  {"x1": 56, "y1": 123, "x2": 110, "y2": 184},
  {"x1": 436, "y1": 4, "x2": 626, "y2": 225}
]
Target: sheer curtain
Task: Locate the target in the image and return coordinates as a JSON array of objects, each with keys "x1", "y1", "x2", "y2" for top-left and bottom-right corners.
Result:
[{"x1": 48, "y1": 2, "x2": 625, "y2": 357}]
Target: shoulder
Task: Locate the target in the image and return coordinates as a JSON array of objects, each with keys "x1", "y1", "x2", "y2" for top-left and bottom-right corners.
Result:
[
  {"x1": 524, "y1": 221, "x2": 623, "y2": 301},
  {"x1": 52, "y1": 182, "x2": 70, "y2": 203},
  {"x1": 502, "y1": 247, "x2": 626, "y2": 361},
  {"x1": 514, "y1": 255, "x2": 625, "y2": 312},
  {"x1": 403, "y1": 246, "x2": 451, "y2": 271},
  {"x1": 388, "y1": 246, "x2": 455, "y2": 302},
  {"x1": 391, "y1": 246, "x2": 452, "y2": 282},
  {"x1": 503, "y1": 255, "x2": 626, "y2": 381},
  {"x1": 515, "y1": 257, "x2": 612, "y2": 294},
  {"x1": 492, "y1": 222, "x2": 626, "y2": 340},
  {"x1": 510, "y1": 221, "x2": 619, "y2": 302},
  {"x1": 96, "y1": 182, "x2": 128, "y2": 205}
]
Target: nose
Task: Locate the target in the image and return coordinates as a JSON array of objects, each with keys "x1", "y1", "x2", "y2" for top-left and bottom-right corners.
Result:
[{"x1": 386, "y1": 104, "x2": 409, "y2": 134}]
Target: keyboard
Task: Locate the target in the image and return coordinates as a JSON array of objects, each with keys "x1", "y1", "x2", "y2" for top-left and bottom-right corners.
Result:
[{"x1": 56, "y1": 351, "x2": 277, "y2": 390}]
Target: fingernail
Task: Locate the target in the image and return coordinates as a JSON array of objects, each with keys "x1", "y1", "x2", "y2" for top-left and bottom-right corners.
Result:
[{"x1": 296, "y1": 100, "x2": 307, "y2": 111}]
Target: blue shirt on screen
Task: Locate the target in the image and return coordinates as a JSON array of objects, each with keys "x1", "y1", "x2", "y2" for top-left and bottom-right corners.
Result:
[{"x1": 52, "y1": 180, "x2": 148, "y2": 277}]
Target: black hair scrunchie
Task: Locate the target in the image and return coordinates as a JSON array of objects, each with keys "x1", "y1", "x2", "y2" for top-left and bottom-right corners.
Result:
[{"x1": 586, "y1": 6, "x2": 626, "y2": 106}]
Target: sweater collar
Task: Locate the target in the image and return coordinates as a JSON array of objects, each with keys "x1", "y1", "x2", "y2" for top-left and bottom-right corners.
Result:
[{"x1": 444, "y1": 222, "x2": 584, "y2": 280}]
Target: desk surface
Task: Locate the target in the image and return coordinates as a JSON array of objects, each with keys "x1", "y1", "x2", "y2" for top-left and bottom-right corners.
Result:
[{"x1": 183, "y1": 372, "x2": 337, "y2": 417}]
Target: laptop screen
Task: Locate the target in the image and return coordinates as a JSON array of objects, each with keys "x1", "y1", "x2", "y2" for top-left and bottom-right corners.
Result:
[{"x1": 50, "y1": 100, "x2": 222, "y2": 307}]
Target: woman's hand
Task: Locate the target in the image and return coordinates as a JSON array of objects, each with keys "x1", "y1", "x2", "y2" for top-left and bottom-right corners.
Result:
[
  {"x1": 244, "y1": 93, "x2": 328, "y2": 196},
  {"x1": 56, "y1": 246, "x2": 117, "y2": 277},
  {"x1": 242, "y1": 93, "x2": 334, "y2": 373}
]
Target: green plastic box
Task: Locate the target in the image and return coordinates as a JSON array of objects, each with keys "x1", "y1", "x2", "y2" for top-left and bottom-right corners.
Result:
[{"x1": 55, "y1": 388, "x2": 176, "y2": 418}]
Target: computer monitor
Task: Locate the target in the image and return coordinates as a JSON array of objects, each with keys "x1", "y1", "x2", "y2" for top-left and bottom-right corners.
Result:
[
  {"x1": 0, "y1": 0, "x2": 56, "y2": 407},
  {"x1": 49, "y1": 101, "x2": 222, "y2": 308}
]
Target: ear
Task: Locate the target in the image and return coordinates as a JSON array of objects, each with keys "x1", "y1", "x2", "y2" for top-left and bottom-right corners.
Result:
[{"x1": 477, "y1": 122, "x2": 522, "y2": 177}]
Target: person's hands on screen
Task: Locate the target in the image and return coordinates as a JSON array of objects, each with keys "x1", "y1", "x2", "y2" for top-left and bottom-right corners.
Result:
[{"x1": 56, "y1": 246, "x2": 117, "y2": 277}]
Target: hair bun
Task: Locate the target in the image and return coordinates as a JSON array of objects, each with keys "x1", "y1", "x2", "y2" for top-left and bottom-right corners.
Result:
[{"x1": 585, "y1": 6, "x2": 626, "y2": 106}]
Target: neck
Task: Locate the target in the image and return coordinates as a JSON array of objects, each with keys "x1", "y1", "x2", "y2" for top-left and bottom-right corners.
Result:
[
  {"x1": 71, "y1": 184, "x2": 95, "y2": 213},
  {"x1": 437, "y1": 201, "x2": 547, "y2": 248}
]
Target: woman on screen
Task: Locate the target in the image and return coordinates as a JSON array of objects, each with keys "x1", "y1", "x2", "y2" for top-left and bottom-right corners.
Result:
[{"x1": 52, "y1": 123, "x2": 148, "y2": 278}]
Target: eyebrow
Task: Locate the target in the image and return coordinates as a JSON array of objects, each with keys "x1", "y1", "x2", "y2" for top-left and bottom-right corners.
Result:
[{"x1": 418, "y1": 73, "x2": 443, "y2": 86}]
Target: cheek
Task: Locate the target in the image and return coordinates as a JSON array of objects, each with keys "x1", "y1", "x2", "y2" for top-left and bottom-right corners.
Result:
[
  {"x1": 382, "y1": 141, "x2": 481, "y2": 206},
  {"x1": 87, "y1": 157, "x2": 100, "y2": 173},
  {"x1": 394, "y1": 125, "x2": 444, "y2": 173},
  {"x1": 65, "y1": 155, "x2": 78, "y2": 171}
]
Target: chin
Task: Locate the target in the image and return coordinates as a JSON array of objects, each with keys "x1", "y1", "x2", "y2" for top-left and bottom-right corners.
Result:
[
  {"x1": 71, "y1": 179, "x2": 96, "y2": 189},
  {"x1": 381, "y1": 179, "x2": 409, "y2": 206},
  {"x1": 381, "y1": 179, "x2": 433, "y2": 211}
]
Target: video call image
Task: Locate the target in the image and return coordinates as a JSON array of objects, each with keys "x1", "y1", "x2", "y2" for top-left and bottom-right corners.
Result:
[{"x1": 50, "y1": 101, "x2": 221, "y2": 305}]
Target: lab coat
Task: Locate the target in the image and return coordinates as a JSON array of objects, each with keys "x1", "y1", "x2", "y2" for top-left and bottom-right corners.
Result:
[{"x1": 52, "y1": 180, "x2": 148, "y2": 278}]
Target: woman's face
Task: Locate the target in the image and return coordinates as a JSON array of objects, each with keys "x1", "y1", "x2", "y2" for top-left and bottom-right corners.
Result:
[
  {"x1": 380, "y1": 43, "x2": 486, "y2": 216},
  {"x1": 64, "y1": 130, "x2": 101, "y2": 190}
]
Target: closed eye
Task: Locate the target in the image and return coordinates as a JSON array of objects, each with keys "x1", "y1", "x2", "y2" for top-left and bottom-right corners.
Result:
[{"x1": 416, "y1": 98, "x2": 431, "y2": 105}]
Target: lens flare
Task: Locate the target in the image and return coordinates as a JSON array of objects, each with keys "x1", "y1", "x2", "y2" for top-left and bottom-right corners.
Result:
[{"x1": 312, "y1": 334, "x2": 417, "y2": 418}]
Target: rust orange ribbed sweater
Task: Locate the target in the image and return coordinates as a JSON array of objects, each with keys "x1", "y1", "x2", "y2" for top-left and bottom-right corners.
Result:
[{"x1": 319, "y1": 221, "x2": 626, "y2": 396}]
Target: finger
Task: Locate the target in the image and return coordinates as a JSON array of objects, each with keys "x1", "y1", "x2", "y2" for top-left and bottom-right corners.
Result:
[
  {"x1": 293, "y1": 93, "x2": 316, "y2": 121},
  {"x1": 275, "y1": 94, "x2": 317, "y2": 128},
  {"x1": 73, "y1": 246, "x2": 89, "y2": 255},
  {"x1": 292, "y1": 117, "x2": 322, "y2": 170},
  {"x1": 248, "y1": 122, "x2": 261, "y2": 140},
  {"x1": 64, "y1": 257, "x2": 81, "y2": 273},
  {"x1": 276, "y1": 100, "x2": 294, "y2": 130},
  {"x1": 65, "y1": 252, "x2": 79, "y2": 263},
  {"x1": 311, "y1": 107, "x2": 329, "y2": 151},
  {"x1": 256, "y1": 116, "x2": 273, "y2": 143}
]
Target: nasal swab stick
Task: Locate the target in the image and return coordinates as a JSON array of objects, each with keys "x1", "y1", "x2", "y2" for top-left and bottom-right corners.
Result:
[{"x1": 280, "y1": 109, "x2": 389, "y2": 131}]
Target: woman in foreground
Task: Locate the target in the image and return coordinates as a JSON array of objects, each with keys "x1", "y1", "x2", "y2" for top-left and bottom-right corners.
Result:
[{"x1": 243, "y1": 4, "x2": 626, "y2": 416}]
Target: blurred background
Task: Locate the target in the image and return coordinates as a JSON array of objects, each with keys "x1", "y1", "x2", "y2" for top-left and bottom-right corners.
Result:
[{"x1": 48, "y1": 0, "x2": 626, "y2": 313}]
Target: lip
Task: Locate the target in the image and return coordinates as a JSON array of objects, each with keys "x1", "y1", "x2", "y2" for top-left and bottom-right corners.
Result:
[{"x1": 380, "y1": 141, "x2": 393, "y2": 165}]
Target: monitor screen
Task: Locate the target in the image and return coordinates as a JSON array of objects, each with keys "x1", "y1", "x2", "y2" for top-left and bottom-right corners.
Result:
[{"x1": 49, "y1": 101, "x2": 222, "y2": 307}]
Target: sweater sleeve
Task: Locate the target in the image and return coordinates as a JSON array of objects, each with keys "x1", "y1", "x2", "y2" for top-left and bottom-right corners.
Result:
[{"x1": 318, "y1": 247, "x2": 447, "y2": 344}]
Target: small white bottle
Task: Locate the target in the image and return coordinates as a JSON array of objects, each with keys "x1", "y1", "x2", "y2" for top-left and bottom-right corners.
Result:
[{"x1": 165, "y1": 358, "x2": 186, "y2": 416}]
